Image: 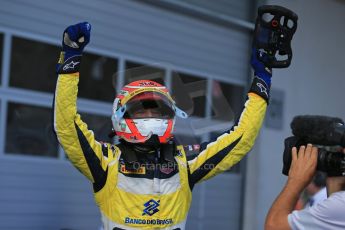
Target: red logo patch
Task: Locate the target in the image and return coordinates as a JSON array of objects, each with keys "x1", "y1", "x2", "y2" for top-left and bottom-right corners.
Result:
[{"x1": 160, "y1": 167, "x2": 174, "y2": 175}]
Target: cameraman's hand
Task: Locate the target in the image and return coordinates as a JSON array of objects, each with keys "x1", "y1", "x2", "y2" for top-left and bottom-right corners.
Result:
[
  {"x1": 265, "y1": 144, "x2": 318, "y2": 230},
  {"x1": 287, "y1": 144, "x2": 318, "y2": 192}
]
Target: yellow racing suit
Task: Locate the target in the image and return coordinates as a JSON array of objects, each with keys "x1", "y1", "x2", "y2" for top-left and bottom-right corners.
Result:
[{"x1": 54, "y1": 63, "x2": 268, "y2": 229}]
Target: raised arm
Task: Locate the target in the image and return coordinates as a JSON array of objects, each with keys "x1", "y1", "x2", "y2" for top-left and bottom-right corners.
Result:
[
  {"x1": 54, "y1": 22, "x2": 113, "y2": 192},
  {"x1": 187, "y1": 48, "x2": 272, "y2": 187}
]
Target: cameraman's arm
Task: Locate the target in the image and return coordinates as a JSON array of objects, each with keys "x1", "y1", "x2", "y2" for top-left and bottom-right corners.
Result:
[{"x1": 265, "y1": 145, "x2": 318, "y2": 230}]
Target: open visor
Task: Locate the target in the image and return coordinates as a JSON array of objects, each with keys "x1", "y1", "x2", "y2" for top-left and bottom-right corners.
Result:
[{"x1": 123, "y1": 92, "x2": 175, "y2": 119}]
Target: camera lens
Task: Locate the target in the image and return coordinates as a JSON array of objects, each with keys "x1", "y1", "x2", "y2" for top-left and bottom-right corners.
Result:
[{"x1": 317, "y1": 149, "x2": 344, "y2": 176}]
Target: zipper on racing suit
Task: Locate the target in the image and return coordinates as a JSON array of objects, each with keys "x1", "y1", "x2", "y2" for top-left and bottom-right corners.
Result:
[{"x1": 153, "y1": 148, "x2": 161, "y2": 193}]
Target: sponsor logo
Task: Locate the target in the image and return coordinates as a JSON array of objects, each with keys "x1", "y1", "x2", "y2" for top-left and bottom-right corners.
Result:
[
  {"x1": 256, "y1": 82, "x2": 268, "y2": 97},
  {"x1": 58, "y1": 52, "x2": 65, "y2": 64},
  {"x1": 120, "y1": 123, "x2": 127, "y2": 131},
  {"x1": 193, "y1": 144, "x2": 200, "y2": 151},
  {"x1": 124, "y1": 217, "x2": 173, "y2": 225},
  {"x1": 160, "y1": 166, "x2": 174, "y2": 175},
  {"x1": 176, "y1": 150, "x2": 183, "y2": 157},
  {"x1": 63, "y1": 61, "x2": 80, "y2": 71},
  {"x1": 139, "y1": 81, "x2": 156, "y2": 87},
  {"x1": 120, "y1": 165, "x2": 146, "y2": 175},
  {"x1": 265, "y1": 67, "x2": 272, "y2": 74},
  {"x1": 143, "y1": 199, "x2": 160, "y2": 216},
  {"x1": 120, "y1": 90, "x2": 128, "y2": 95},
  {"x1": 184, "y1": 145, "x2": 200, "y2": 152}
]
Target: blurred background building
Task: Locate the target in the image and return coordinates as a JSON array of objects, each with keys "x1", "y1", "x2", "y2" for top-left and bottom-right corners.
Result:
[{"x1": 0, "y1": 0, "x2": 344, "y2": 229}]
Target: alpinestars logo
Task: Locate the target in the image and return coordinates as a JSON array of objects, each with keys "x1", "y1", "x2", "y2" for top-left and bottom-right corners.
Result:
[
  {"x1": 142, "y1": 199, "x2": 160, "y2": 216},
  {"x1": 63, "y1": 61, "x2": 80, "y2": 71},
  {"x1": 256, "y1": 82, "x2": 268, "y2": 97}
]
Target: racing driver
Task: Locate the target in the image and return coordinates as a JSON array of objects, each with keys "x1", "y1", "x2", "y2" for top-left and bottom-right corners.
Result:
[{"x1": 54, "y1": 22, "x2": 274, "y2": 230}]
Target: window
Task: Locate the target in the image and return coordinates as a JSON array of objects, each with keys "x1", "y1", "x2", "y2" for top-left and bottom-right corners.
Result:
[
  {"x1": 5, "y1": 102, "x2": 59, "y2": 157},
  {"x1": 172, "y1": 77, "x2": 245, "y2": 152},
  {"x1": 211, "y1": 80, "x2": 244, "y2": 122},
  {"x1": 174, "y1": 134, "x2": 201, "y2": 147},
  {"x1": 79, "y1": 112, "x2": 113, "y2": 143},
  {"x1": 0, "y1": 33, "x2": 3, "y2": 85},
  {"x1": 171, "y1": 72, "x2": 207, "y2": 145},
  {"x1": 78, "y1": 52, "x2": 118, "y2": 102},
  {"x1": 171, "y1": 72, "x2": 207, "y2": 118},
  {"x1": 5, "y1": 36, "x2": 119, "y2": 160},
  {"x1": 9, "y1": 36, "x2": 118, "y2": 102},
  {"x1": 124, "y1": 61, "x2": 165, "y2": 85},
  {"x1": 10, "y1": 36, "x2": 60, "y2": 92}
]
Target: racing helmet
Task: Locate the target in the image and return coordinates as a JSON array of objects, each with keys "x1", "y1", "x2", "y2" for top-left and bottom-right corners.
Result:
[{"x1": 111, "y1": 80, "x2": 188, "y2": 143}]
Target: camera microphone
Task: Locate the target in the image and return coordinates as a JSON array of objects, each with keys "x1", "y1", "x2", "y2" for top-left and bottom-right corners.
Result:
[{"x1": 291, "y1": 115, "x2": 345, "y2": 147}]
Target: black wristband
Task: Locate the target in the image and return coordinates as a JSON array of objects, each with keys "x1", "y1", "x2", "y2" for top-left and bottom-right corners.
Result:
[
  {"x1": 249, "y1": 77, "x2": 270, "y2": 103},
  {"x1": 57, "y1": 53, "x2": 82, "y2": 74}
]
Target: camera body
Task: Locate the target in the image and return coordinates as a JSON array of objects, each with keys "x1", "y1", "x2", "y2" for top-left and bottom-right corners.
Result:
[
  {"x1": 283, "y1": 136, "x2": 345, "y2": 176},
  {"x1": 283, "y1": 116, "x2": 345, "y2": 177}
]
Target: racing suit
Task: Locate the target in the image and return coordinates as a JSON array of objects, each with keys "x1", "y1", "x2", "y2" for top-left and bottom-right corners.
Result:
[{"x1": 54, "y1": 56, "x2": 269, "y2": 230}]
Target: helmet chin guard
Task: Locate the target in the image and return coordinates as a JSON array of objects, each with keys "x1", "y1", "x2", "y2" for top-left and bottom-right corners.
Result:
[{"x1": 111, "y1": 80, "x2": 187, "y2": 144}]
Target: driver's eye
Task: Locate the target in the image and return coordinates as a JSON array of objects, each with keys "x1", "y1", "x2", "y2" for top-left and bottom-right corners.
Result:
[
  {"x1": 132, "y1": 109, "x2": 162, "y2": 118},
  {"x1": 150, "y1": 111, "x2": 162, "y2": 116},
  {"x1": 133, "y1": 110, "x2": 147, "y2": 117},
  {"x1": 136, "y1": 110, "x2": 146, "y2": 114}
]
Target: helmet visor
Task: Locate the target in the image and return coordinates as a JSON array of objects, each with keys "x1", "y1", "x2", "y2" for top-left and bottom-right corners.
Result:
[{"x1": 123, "y1": 92, "x2": 175, "y2": 119}]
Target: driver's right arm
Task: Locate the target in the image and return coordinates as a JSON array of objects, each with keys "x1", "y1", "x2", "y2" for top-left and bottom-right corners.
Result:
[{"x1": 53, "y1": 22, "x2": 116, "y2": 192}]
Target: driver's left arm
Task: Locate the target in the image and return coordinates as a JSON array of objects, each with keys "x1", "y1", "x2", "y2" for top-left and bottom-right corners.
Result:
[{"x1": 187, "y1": 77, "x2": 268, "y2": 187}]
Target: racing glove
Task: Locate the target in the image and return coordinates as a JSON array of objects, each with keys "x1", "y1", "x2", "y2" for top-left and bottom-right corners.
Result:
[
  {"x1": 56, "y1": 22, "x2": 91, "y2": 74},
  {"x1": 249, "y1": 47, "x2": 272, "y2": 103}
]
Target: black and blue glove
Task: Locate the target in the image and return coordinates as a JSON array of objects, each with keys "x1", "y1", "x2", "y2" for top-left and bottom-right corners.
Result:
[
  {"x1": 249, "y1": 47, "x2": 273, "y2": 103},
  {"x1": 57, "y1": 22, "x2": 91, "y2": 74},
  {"x1": 251, "y1": 47, "x2": 272, "y2": 87}
]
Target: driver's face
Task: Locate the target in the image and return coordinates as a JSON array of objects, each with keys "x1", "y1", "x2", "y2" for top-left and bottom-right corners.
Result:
[{"x1": 132, "y1": 108, "x2": 162, "y2": 119}]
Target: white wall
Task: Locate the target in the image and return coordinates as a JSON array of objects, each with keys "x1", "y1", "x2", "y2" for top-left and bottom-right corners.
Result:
[{"x1": 244, "y1": 0, "x2": 345, "y2": 229}]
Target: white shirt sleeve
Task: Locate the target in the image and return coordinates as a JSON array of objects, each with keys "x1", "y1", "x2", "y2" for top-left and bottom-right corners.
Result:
[{"x1": 288, "y1": 191, "x2": 345, "y2": 230}]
